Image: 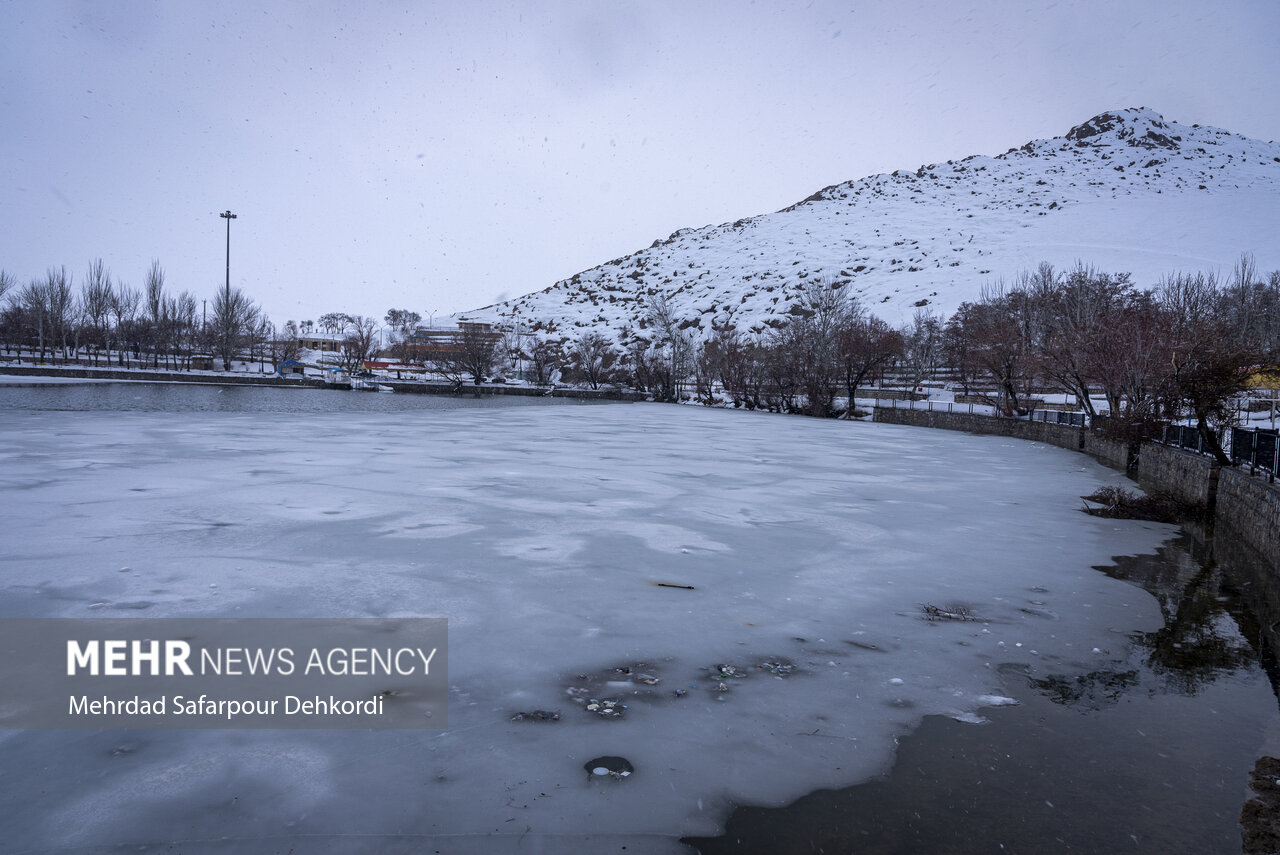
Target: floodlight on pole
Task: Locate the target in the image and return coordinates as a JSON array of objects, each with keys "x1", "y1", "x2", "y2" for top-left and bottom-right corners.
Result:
[{"x1": 220, "y1": 210, "x2": 237, "y2": 304}]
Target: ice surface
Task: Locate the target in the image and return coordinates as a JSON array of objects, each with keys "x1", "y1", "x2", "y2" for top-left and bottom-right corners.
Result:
[{"x1": 0, "y1": 402, "x2": 1177, "y2": 852}]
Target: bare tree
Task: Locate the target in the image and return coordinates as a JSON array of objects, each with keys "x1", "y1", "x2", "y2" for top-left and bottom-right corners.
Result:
[
  {"x1": 837, "y1": 314, "x2": 903, "y2": 415},
  {"x1": 899, "y1": 308, "x2": 943, "y2": 393},
  {"x1": 644, "y1": 291, "x2": 694, "y2": 401},
  {"x1": 526, "y1": 337, "x2": 562, "y2": 386},
  {"x1": 80, "y1": 260, "x2": 115, "y2": 366},
  {"x1": 0, "y1": 299, "x2": 23, "y2": 358},
  {"x1": 0, "y1": 270, "x2": 14, "y2": 309},
  {"x1": 318, "y1": 312, "x2": 354, "y2": 335},
  {"x1": 568, "y1": 332, "x2": 616, "y2": 390},
  {"x1": 244, "y1": 314, "x2": 275, "y2": 372},
  {"x1": 211, "y1": 286, "x2": 260, "y2": 371},
  {"x1": 146, "y1": 261, "x2": 166, "y2": 364},
  {"x1": 691, "y1": 339, "x2": 719, "y2": 404},
  {"x1": 1090, "y1": 290, "x2": 1165, "y2": 424},
  {"x1": 278, "y1": 321, "x2": 301, "y2": 365},
  {"x1": 457, "y1": 324, "x2": 499, "y2": 385},
  {"x1": 384, "y1": 309, "x2": 421, "y2": 362},
  {"x1": 0, "y1": 271, "x2": 20, "y2": 357},
  {"x1": 701, "y1": 328, "x2": 750, "y2": 408},
  {"x1": 19, "y1": 268, "x2": 75, "y2": 362},
  {"x1": 112, "y1": 284, "x2": 142, "y2": 366},
  {"x1": 156, "y1": 291, "x2": 197, "y2": 370},
  {"x1": 763, "y1": 325, "x2": 805, "y2": 413},
  {"x1": 1266, "y1": 270, "x2": 1280, "y2": 362},
  {"x1": 495, "y1": 316, "x2": 529, "y2": 380},
  {"x1": 942, "y1": 304, "x2": 979, "y2": 397},
  {"x1": 45, "y1": 267, "x2": 75, "y2": 360},
  {"x1": 1222, "y1": 252, "x2": 1280, "y2": 362},
  {"x1": 1034, "y1": 264, "x2": 1135, "y2": 416},
  {"x1": 1157, "y1": 271, "x2": 1261, "y2": 465},
  {"x1": 142, "y1": 260, "x2": 169, "y2": 367},
  {"x1": 339, "y1": 315, "x2": 380, "y2": 372},
  {"x1": 19, "y1": 278, "x2": 50, "y2": 362},
  {"x1": 768, "y1": 280, "x2": 858, "y2": 416},
  {"x1": 430, "y1": 324, "x2": 499, "y2": 385},
  {"x1": 956, "y1": 280, "x2": 1039, "y2": 416},
  {"x1": 627, "y1": 339, "x2": 676, "y2": 401}
]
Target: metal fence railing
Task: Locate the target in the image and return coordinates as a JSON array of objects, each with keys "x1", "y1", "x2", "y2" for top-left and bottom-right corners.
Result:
[
  {"x1": 1230, "y1": 427, "x2": 1279, "y2": 481},
  {"x1": 874, "y1": 397, "x2": 1099, "y2": 424},
  {"x1": 1159, "y1": 423, "x2": 1278, "y2": 480},
  {"x1": 875, "y1": 397, "x2": 1096, "y2": 424},
  {"x1": 879, "y1": 397, "x2": 1279, "y2": 483},
  {"x1": 1161, "y1": 423, "x2": 1207, "y2": 454},
  {"x1": 874, "y1": 398, "x2": 996, "y2": 417},
  {"x1": 1028, "y1": 409, "x2": 1089, "y2": 427}
]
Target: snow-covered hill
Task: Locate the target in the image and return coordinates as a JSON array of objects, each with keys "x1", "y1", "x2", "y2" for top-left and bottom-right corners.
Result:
[{"x1": 459, "y1": 109, "x2": 1280, "y2": 340}]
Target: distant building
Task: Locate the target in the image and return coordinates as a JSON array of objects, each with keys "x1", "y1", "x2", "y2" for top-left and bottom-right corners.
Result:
[
  {"x1": 1244, "y1": 366, "x2": 1280, "y2": 390},
  {"x1": 362, "y1": 360, "x2": 425, "y2": 377},
  {"x1": 401, "y1": 322, "x2": 500, "y2": 363},
  {"x1": 296, "y1": 332, "x2": 345, "y2": 353}
]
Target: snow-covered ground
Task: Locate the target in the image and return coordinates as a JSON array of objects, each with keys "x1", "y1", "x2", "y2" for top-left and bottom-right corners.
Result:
[{"x1": 0, "y1": 400, "x2": 1191, "y2": 852}]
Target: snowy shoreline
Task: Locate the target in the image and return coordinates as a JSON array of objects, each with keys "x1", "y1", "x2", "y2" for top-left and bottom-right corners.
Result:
[{"x1": 0, "y1": 363, "x2": 643, "y2": 400}]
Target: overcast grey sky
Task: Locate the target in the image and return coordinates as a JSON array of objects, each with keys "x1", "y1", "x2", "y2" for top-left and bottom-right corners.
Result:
[{"x1": 2, "y1": 0, "x2": 1278, "y2": 328}]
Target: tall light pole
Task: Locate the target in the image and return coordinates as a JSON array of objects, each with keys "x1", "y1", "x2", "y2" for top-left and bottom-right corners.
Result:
[
  {"x1": 219, "y1": 210, "x2": 237, "y2": 371},
  {"x1": 220, "y1": 210, "x2": 236, "y2": 305}
]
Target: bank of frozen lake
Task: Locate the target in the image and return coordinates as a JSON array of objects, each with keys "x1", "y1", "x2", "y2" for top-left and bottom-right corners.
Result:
[{"x1": 1, "y1": 393, "x2": 1272, "y2": 853}]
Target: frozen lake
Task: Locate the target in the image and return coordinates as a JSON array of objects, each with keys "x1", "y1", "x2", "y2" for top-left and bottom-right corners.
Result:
[{"x1": 1, "y1": 386, "x2": 1274, "y2": 853}]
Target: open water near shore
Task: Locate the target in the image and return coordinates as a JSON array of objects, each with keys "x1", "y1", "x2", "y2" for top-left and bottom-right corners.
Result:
[{"x1": 689, "y1": 531, "x2": 1280, "y2": 854}]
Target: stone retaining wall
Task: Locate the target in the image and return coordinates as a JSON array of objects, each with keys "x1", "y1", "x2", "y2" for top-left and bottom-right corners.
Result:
[
  {"x1": 872, "y1": 405, "x2": 1083, "y2": 452},
  {"x1": 1082, "y1": 432, "x2": 1133, "y2": 470},
  {"x1": 382, "y1": 380, "x2": 642, "y2": 400},
  {"x1": 1132, "y1": 441, "x2": 1218, "y2": 509},
  {"x1": 1217, "y1": 468, "x2": 1280, "y2": 573}
]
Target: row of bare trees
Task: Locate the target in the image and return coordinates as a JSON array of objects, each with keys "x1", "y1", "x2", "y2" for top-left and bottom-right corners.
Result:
[
  {"x1": 0, "y1": 259, "x2": 270, "y2": 371},
  {"x1": 945, "y1": 258, "x2": 1280, "y2": 463},
  {"x1": 487, "y1": 285, "x2": 904, "y2": 410},
  {"x1": 509, "y1": 255, "x2": 1279, "y2": 465},
  {"x1": 690, "y1": 287, "x2": 904, "y2": 415}
]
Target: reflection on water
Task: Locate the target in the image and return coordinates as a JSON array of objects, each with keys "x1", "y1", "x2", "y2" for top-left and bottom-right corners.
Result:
[
  {"x1": 688, "y1": 532, "x2": 1280, "y2": 854},
  {"x1": 1026, "y1": 667, "x2": 1139, "y2": 710},
  {"x1": 0, "y1": 381, "x2": 605, "y2": 414},
  {"x1": 1101, "y1": 541, "x2": 1263, "y2": 699}
]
